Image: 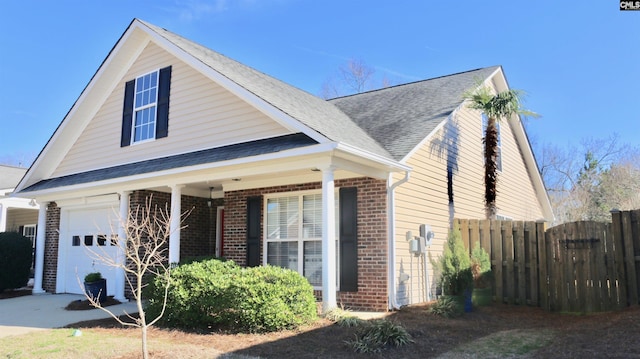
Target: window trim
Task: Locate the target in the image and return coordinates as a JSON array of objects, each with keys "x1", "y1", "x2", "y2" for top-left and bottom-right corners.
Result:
[
  {"x1": 262, "y1": 189, "x2": 340, "y2": 290},
  {"x1": 130, "y1": 69, "x2": 160, "y2": 145},
  {"x1": 22, "y1": 224, "x2": 36, "y2": 244},
  {"x1": 481, "y1": 113, "x2": 503, "y2": 172}
]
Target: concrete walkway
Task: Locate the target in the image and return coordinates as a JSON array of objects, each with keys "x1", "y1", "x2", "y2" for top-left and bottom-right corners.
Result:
[{"x1": 0, "y1": 293, "x2": 139, "y2": 338}]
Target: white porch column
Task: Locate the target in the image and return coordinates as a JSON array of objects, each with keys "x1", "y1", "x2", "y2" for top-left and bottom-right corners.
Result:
[
  {"x1": 169, "y1": 185, "x2": 184, "y2": 265},
  {"x1": 32, "y1": 202, "x2": 48, "y2": 294},
  {"x1": 321, "y1": 166, "x2": 337, "y2": 313},
  {"x1": 0, "y1": 204, "x2": 6, "y2": 232},
  {"x1": 114, "y1": 191, "x2": 130, "y2": 302}
]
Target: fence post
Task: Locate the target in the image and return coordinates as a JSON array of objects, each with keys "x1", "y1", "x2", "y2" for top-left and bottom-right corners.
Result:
[
  {"x1": 536, "y1": 220, "x2": 548, "y2": 310},
  {"x1": 611, "y1": 210, "x2": 628, "y2": 309},
  {"x1": 515, "y1": 221, "x2": 526, "y2": 305},
  {"x1": 492, "y1": 220, "x2": 503, "y2": 303},
  {"x1": 621, "y1": 211, "x2": 639, "y2": 306}
]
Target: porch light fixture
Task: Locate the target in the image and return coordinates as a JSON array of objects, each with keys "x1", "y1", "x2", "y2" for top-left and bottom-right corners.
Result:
[{"x1": 29, "y1": 199, "x2": 37, "y2": 207}]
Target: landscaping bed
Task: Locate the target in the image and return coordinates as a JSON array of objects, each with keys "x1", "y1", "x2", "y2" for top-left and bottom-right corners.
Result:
[{"x1": 64, "y1": 303, "x2": 640, "y2": 358}]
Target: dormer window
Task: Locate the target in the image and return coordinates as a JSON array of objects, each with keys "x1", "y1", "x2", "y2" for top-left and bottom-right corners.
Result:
[
  {"x1": 121, "y1": 66, "x2": 172, "y2": 147},
  {"x1": 132, "y1": 71, "x2": 159, "y2": 143}
]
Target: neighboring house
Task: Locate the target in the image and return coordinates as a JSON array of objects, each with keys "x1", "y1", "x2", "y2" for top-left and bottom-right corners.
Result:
[
  {"x1": 14, "y1": 19, "x2": 552, "y2": 310},
  {"x1": 0, "y1": 165, "x2": 38, "y2": 236},
  {"x1": 0, "y1": 165, "x2": 39, "y2": 275}
]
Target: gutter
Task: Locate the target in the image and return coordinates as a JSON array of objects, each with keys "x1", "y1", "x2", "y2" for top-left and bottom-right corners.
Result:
[{"x1": 387, "y1": 170, "x2": 410, "y2": 310}]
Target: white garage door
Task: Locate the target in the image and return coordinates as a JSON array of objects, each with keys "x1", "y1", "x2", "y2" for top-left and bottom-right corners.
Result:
[{"x1": 60, "y1": 206, "x2": 120, "y2": 296}]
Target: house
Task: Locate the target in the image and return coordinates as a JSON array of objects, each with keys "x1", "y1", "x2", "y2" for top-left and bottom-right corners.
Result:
[
  {"x1": 0, "y1": 165, "x2": 39, "y2": 239},
  {"x1": 15, "y1": 19, "x2": 552, "y2": 310}
]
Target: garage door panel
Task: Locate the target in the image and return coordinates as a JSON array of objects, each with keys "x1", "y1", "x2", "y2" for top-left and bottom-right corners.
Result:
[{"x1": 62, "y1": 206, "x2": 119, "y2": 296}]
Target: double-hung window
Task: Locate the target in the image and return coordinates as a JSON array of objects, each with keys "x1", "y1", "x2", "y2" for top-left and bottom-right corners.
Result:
[
  {"x1": 482, "y1": 113, "x2": 503, "y2": 172},
  {"x1": 132, "y1": 70, "x2": 159, "y2": 143},
  {"x1": 264, "y1": 191, "x2": 339, "y2": 288},
  {"x1": 121, "y1": 66, "x2": 171, "y2": 147}
]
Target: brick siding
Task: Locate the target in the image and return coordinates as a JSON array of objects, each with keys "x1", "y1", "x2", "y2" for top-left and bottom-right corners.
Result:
[
  {"x1": 42, "y1": 178, "x2": 389, "y2": 311},
  {"x1": 43, "y1": 202, "x2": 60, "y2": 292},
  {"x1": 224, "y1": 177, "x2": 389, "y2": 311}
]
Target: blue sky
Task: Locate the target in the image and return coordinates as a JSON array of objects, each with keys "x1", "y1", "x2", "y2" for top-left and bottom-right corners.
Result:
[{"x1": 0, "y1": 1, "x2": 638, "y2": 167}]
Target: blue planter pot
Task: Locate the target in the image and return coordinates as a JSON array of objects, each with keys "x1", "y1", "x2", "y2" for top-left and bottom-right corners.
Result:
[
  {"x1": 463, "y1": 289, "x2": 473, "y2": 312},
  {"x1": 84, "y1": 278, "x2": 107, "y2": 303}
]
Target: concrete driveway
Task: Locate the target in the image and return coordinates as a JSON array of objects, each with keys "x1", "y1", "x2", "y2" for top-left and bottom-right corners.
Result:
[{"x1": 0, "y1": 293, "x2": 139, "y2": 338}]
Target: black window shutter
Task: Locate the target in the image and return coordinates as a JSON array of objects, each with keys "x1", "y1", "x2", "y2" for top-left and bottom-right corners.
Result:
[
  {"x1": 120, "y1": 80, "x2": 135, "y2": 147},
  {"x1": 156, "y1": 66, "x2": 172, "y2": 139},
  {"x1": 339, "y1": 187, "x2": 358, "y2": 292},
  {"x1": 246, "y1": 196, "x2": 262, "y2": 267},
  {"x1": 18, "y1": 225, "x2": 24, "y2": 236}
]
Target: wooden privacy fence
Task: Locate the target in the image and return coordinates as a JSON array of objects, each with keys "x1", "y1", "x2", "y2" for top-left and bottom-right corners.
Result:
[{"x1": 453, "y1": 210, "x2": 640, "y2": 312}]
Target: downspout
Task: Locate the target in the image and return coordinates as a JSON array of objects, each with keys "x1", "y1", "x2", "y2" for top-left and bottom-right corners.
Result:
[{"x1": 387, "y1": 170, "x2": 410, "y2": 310}]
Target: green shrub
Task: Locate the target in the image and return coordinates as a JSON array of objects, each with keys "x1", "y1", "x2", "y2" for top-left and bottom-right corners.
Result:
[
  {"x1": 428, "y1": 296, "x2": 463, "y2": 318},
  {"x1": 145, "y1": 258, "x2": 240, "y2": 329},
  {"x1": 348, "y1": 319, "x2": 413, "y2": 353},
  {"x1": 145, "y1": 259, "x2": 317, "y2": 332},
  {"x1": 470, "y1": 241, "x2": 492, "y2": 289},
  {"x1": 0, "y1": 232, "x2": 32, "y2": 292},
  {"x1": 84, "y1": 272, "x2": 103, "y2": 283},
  {"x1": 439, "y1": 230, "x2": 473, "y2": 296}
]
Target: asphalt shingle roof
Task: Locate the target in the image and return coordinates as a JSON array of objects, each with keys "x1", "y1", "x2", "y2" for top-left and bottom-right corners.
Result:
[
  {"x1": 22, "y1": 133, "x2": 316, "y2": 192},
  {"x1": 20, "y1": 19, "x2": 501, "y2": 193},
  {"x1": 140, "y1": 20, "x2": 393, "y2": 159},
  {"x1": 329, "y1": 66, "x2": 500, "y2": 160}
]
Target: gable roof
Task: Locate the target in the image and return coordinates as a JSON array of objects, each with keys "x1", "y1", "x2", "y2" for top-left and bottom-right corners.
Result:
[
  {"x1": 138, "y1": 20, "x2": 392, "y2": 160},
  {"x1": 330, "y1": 66, "x2": 500, "y2": 160},
  {"x1": 0, "y1": 165, "x2": 27, "y2": 190},
  {"x1": 14, "y1": 18, "x2": 549, "y2": 222}
]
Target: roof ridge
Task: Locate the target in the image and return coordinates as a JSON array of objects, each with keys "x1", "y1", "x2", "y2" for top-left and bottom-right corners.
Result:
[{"x1": 328, "y1": 65, "x2": 501, "y2": 100}]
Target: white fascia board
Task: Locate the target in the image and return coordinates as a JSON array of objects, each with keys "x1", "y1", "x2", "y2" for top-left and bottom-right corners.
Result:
[
  {"x1": 139, "y1": 22, "x2": 329, "y2": 145},
  {"x1": 489, "y1": 69, "x2": 554, "y2": 221},
  {"x1": 335, "y1": 143, "x2": 411, "y2": 173},
  {"x1": 21, "y1": 143, "x2": 339, "y2": 200},
  {"x1": 15, "y1": 27, "x2": 150, "y2": 193}
]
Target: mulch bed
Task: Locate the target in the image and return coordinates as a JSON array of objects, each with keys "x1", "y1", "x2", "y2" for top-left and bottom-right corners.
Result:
[
  {"x1": 0, "y1": 288, "x2": 32, "y2": 299},
  {"x1": 65, "y1": 296, "x2": 122, "y2": 310},
  {"x1": 64, "y1": 303, "x2": 640, "y2": 359}
]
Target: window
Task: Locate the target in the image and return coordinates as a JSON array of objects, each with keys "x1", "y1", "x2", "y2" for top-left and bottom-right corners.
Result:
[
  {"x1": 482, "y1": 113, "x2": 503, "y2": 172},
  {"x1": 132, "y1": 71, "x2": 158, "y2": 143},
  {"x1": 121, "y1": 66, "x2": 172, "y2": 147},
  {"x1": 264, "y1": 191, "x2": 339, "y2": 288},
  {"x1": 22, "y1": 225, "x2": 36, "y2": 244}
]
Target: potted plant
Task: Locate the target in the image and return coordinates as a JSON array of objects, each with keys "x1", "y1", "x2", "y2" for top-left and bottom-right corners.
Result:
[
  {"x1": 470, "y1": 242, "x2": 493, "y2": 306},
  {"x1": 84, "y1": 272, "x2": 107, "y2": 303},
  {"x1": 439, "y1": 230, "x2": 473, "y2": 312}
]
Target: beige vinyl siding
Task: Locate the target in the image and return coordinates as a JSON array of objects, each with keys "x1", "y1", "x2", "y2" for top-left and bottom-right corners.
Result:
[
  {"x1": 393, "y1": 104, "x2": 544, "y2": 305},
  {"x1": 6, "y1": 208, "x2": 38, "y2": 232},
  {"x1": 53, "y1": 42, "x2": 291, "y2": 177}
]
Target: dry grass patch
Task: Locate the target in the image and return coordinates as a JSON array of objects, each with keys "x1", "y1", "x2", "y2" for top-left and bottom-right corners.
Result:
[{"x1": 435, "y1": 328, "x2": 555, "y2": 358}]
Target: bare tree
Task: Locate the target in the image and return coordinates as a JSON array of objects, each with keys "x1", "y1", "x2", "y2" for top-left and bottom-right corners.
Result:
[
  {"x1": 538, "y1": 135, "x2": 640, "y2": 224},
  {"x1": 81, "y1": 197, "x2": 190, "y2": 359},
  {"x1": 320, "y1": 58, "x2": 394, "y2": 99}
]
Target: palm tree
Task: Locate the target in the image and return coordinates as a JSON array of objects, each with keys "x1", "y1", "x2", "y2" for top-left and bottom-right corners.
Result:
[{"x1": 465, "y1": 86, "x2": 535, "y2": 219}]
